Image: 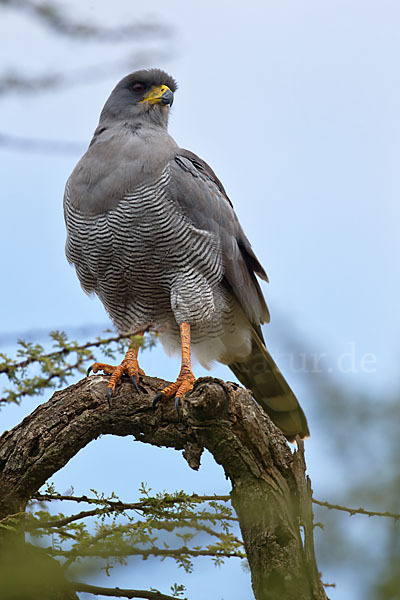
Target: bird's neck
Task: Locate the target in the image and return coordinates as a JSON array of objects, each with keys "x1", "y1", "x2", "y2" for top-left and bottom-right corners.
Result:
[{"x1": 90, "y1": 119, "x2": 173, "y2": 151}]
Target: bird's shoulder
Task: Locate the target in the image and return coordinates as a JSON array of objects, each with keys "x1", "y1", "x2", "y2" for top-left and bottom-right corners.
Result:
[
  {"x1": 65, "y1": 125, "x2": 179, "y2": 215},
  {"x1": 172, "y1": 149, "x2": 233, "y2": 207}
]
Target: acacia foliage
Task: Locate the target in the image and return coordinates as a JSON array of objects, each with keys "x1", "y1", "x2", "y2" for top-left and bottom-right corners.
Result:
[{"x1": 0, "y1": 331, "x2": 245, "y2": 600}]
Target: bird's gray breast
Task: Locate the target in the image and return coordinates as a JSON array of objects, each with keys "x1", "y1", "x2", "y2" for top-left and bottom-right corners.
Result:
[{"x1": 65, "y1": 165, "x2": 223, "y2": 331}]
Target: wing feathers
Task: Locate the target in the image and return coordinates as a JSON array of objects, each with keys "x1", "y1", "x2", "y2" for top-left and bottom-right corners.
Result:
[{"x1": 171, "y1": 151, "x2": 269, "y2": 325}]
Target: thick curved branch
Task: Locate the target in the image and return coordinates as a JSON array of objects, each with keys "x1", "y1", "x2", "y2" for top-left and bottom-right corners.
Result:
[{"x1": 0, "y1": 374, "x2": 327, "y2": 600}]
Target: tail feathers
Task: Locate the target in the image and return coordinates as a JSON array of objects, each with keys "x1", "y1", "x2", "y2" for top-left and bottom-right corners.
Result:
[{"x1": 229, "y1": 329, "x2": 310, "y2": 441}]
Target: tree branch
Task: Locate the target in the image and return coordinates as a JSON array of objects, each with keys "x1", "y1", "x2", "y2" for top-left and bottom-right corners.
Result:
[
  {"x1": 30, "y1": 507, "x2": 108, "y2": 529},
  {"x1": 29, "y1": 507, "x2": 237, "y2": 531},
  {"x1": 32, "y1": 490, "x2": 400, "y2": 522},
  {"x1": 0, "y1": 374, "x2": 327, "y2": 600},
  {"x1": 0, "y1": 327, "x2": 148, "y2": 374},
  {"x1": 70, "y1": 581, "x2": 179, "y2": 600},
  {"x1": 49, "y1": 545, "x2": 243, "y2": 561},
  {"x1": 0, "y1": 132, "x2": 85, "y2": 155},
  {"x1": 312, "y1": 498, "x2": 400, "y2": 521},
  {"x1": 3, "y1": 0, "x2": 171, "y2": 41},
  {"x1": 28, "y1": 491, "x2": 234, "y2": 529},
  {"x1": 32, "y1": 492, "x2": 230, "y2": 505}
]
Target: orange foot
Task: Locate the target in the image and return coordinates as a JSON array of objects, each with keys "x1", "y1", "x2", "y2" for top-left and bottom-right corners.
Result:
[
  {"x1": 152, "y1": 366, "x2": 196, "y2": 412},
  {"x1": 87, "y1": 349, "x2": 145, "y2": 406}
]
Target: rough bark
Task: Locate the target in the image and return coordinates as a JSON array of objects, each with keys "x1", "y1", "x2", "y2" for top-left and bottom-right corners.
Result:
[{"x1": 0, "y1": 374, "x2": 328, "y2": 600}]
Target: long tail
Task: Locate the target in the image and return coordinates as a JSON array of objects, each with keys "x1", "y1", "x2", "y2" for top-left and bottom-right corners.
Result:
[{"x1": 229, "y1": 327, "x2": 310, "y2": 441}]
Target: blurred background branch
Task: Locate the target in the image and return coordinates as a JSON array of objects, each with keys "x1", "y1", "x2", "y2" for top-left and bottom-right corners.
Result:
[
  {"x1": 0, "y1": 0, "x2": 175, "y2": 115},
  {"x1": 0, "y1": 0, "x2": 172, "y2": 40}
]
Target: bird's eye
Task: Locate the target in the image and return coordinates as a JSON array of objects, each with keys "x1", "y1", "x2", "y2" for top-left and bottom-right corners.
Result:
[{"x1": 132, "y1": 82, "x2": 145, "y2": 93}]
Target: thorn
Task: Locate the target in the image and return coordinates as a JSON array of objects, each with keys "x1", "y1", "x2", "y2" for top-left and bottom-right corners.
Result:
[
  {"x1": 107, "y1": 387, "x2": 113, "y2": 408},
  {"x1": 131, "y1": 375, "x2": 139, "y2": 393},
  {"x1": 152, "y1": 392, "x2": 163, "y2": 411},
  {"x1": 175, "y1": 397, "x2": 180, "y2": 413},
  {"x1": 87, "y1": 366, "x2": 93, "y2": 377}
]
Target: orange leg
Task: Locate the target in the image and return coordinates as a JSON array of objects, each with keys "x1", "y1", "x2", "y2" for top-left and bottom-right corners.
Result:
[
  {"x1": 87, "y1": 333, "x2": 145, "y2": 405},
  {"x1": 153, "y1": 323, "x2": 196, "y2": 411}
]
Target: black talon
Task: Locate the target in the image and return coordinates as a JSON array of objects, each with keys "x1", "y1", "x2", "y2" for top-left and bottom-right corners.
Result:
[
  {"x1": 175, "y1": 397, "x2": 180, "y2": 413},
  {"x1": 107, "y1": 387, "x2": 113, "y2": 408},
  {"x1": 87, "y1": 366, "x2": 93, "y2": 377},
  {"x1": 152, "y1": 392, "x2": 163, "y2": 410},
  {"x1": 131, "y1": 375, "x2": 139, "y2": 393}
]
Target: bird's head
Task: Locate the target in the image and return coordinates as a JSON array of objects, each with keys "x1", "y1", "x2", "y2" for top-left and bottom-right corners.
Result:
[{"x1": 99, "y1": 68, "x2": 177, "y2": 129}]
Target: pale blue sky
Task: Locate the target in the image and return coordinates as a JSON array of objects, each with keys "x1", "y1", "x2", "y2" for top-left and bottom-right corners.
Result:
[{"x1": 1, "y1": 1, "x2": 400, "y2": 598}]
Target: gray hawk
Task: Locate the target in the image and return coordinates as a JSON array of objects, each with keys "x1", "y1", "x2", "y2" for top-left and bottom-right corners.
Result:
[{"x1": 64, "y1": 68, "x2": 309, "y2": 440}]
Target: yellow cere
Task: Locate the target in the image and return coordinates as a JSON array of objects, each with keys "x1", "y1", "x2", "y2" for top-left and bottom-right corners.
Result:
[{"x1": 140, "y1": 85, "x2": 171, "y2": 105}]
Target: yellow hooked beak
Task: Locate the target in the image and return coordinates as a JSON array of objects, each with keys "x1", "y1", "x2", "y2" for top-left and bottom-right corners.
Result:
[{"x1": 140, "y1": 85, "x2": 174, "y2": 107}]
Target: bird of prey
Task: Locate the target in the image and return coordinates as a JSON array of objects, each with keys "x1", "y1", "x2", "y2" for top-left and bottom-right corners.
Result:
[{"x1": 64, "y1": 68, "x2": 309, "y2": 440}]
